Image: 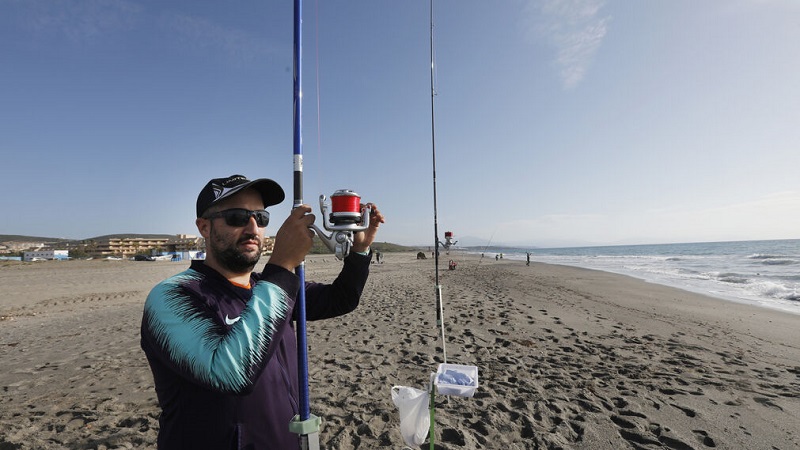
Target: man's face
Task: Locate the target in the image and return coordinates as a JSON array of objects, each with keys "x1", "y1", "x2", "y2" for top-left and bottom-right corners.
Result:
[{"x1": 200, "y1": 188, "x2": 266, "y2": 274}]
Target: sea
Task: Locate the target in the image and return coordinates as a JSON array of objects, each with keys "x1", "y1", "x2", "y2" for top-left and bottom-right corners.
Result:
[{"x1": 467, "y1": 239, "x2": 800, "y2": 315}]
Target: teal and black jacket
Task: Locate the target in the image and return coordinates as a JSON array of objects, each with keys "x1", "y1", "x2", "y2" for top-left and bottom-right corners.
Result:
[{"x1": 140, "y1": 253, "x2": 370, "y2": 449}]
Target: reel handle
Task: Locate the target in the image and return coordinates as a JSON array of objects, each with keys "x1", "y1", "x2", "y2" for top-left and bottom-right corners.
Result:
[{"x1": 310, "y1": 225, "x2": 352, "y2": 260}]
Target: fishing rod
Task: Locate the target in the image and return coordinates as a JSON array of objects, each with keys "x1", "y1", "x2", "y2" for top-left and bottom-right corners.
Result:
[
  {"x1": 474, "y1": 226, "x2": 498, "y2": 270},
  {"x1": 287, "y1": 2, "x2": 372, "y2": 448},
  {"x1": 288, "y1": 1, "x2": 321, "y2": 448},
  {"x1": 429, "y1": 2, "x2": 446, "y2": 447},
  {"x1": 390, "y1": 4, "x2": 480, "y2": 449},
  {"x1": 430, "y1": 0, "x2": 447, "y2": 367}
]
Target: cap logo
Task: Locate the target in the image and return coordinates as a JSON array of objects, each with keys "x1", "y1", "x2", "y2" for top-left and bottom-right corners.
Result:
[
  {"x1": 212, "y1": 184, "x2": 224, "y2": 199},
  {"x1": 212, "y1": 176, "x2": 248, "y2": 200}
]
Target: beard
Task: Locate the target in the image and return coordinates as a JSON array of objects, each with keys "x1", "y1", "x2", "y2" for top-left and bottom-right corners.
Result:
[{"x1": 208, "y1": 224, "x2": 263, "y2": 274}]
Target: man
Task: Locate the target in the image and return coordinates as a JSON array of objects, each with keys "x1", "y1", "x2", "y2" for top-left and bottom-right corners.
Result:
[{"x1": 140, "y1": 174, "x2": 384, "y2": 449}]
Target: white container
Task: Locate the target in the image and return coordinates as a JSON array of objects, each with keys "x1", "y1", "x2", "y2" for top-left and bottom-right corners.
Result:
[{"x1": 434, "y1": 363, "x2": 479, "y2": 397}]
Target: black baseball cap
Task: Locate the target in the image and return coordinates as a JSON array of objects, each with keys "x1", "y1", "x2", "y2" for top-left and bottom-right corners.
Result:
[{"x1": 196, "y1": 174, "x2": 285, "y2": 218}]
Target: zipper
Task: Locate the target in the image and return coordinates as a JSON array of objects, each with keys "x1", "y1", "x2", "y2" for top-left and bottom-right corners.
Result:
[{"x1": 277, "y1": 346, "x2": 299, "y2": 413}]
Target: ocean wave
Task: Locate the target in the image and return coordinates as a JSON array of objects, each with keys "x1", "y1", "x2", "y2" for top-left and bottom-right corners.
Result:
[
  {"x1": 748, "y1": 253, "x2": 780, "y2": 259},
  {"x1": 676, "y1": 268, "x2": 701, "y2": 276},
  {"x1": 748, "y1": 253, "x2": 798, "y2": 260},
  {"x1": 716, "y1": 273, "x2": 749, "y2": 284},
  {"x1": 785, "y1": 293, "x2": 800, "y2": 302},
  {"x1": 760, "y1": 259, "x2": 797, "y2": 266},
  {"x1": 750, "y1": 281, "x2": 796, "y2": 300}
]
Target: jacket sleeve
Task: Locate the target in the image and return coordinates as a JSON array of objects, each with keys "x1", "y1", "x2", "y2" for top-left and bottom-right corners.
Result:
[
  {"x1": 302, "y1": 251, "x2": 371, "y2": 321},
  {"x1": 140, "y1": 266, "x2": 299, "y2": 394}
]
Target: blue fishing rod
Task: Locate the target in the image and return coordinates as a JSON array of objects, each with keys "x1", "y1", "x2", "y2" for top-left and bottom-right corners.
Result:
[
  {"x1": 286, "y1": 2, "x2": 373, "y2": 446},
  {"x1": 288, "y1": 0, "x2": 321, "y2": 448}
]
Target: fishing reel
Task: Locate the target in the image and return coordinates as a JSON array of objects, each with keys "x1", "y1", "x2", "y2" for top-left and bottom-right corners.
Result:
[
  {"x1": 443, "y1": 231, "x2": 456, "y2": 248},
  {"x1": 310, "y1": 189, "x2": 371, "y2": 260},
  {"x1": 437, "y1": 230, "x2": 457, "y2": 254}
]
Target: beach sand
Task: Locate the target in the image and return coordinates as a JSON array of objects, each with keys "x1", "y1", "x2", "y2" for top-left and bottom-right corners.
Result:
[{"x1": 1, "y1": 253, "x2": 798, "y2": 449}]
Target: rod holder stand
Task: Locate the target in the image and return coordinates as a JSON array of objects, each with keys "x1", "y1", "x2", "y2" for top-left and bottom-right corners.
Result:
[{"x1": 289, "y1": 414, "x2": 322, "y2": 450}]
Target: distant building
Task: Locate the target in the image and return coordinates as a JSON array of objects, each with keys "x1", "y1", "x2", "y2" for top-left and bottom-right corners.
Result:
[
  {"x1": 23, "y1": 250, "x2": 69, "y2": 261},
  {"x1": 7, "y1": 233, "x2": 275, "y2": 260},
  {"x1": 91, "y1": 237, "x2": 172, "y2": 258},
  {"x1": 84, "y1": 234, "x2": 274, "y2": 258}
]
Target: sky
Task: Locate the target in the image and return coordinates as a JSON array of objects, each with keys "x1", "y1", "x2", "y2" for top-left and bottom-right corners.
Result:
[{"x1": 2, "y1": 0, "x2": 799, "y2": 248}]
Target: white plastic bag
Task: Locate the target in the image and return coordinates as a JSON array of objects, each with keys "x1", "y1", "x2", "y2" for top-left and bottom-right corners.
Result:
[{"x1": 391, "y1": 385, "x2": 430, "y2": 446}]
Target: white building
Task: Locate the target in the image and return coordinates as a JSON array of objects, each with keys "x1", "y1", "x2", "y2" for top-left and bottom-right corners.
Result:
[{"x1": 23, "y1": 250, "x2": 69, "y2": 261}]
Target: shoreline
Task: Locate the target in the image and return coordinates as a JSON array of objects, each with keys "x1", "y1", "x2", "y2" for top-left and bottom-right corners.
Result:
[
  {"x1": 1, "y1": 253, "x2": 799, "y2": 449},
  {"x1": 460, "y1": 248, "x2": 800, "y2": 317}
]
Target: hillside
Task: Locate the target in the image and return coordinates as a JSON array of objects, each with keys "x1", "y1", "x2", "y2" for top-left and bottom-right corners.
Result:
[
  {"x1": 2, "y1": 234, "x2": 417, "y2": 253},
  {"x1": 1, "y1": 234, "x2": 178, "y2": 243},
  {"x1": 0, "y1": 235, "x2": 74, "y2": 243},
  {"x1": 308, "y1": 240, "x2": 415, "y2": 254}
]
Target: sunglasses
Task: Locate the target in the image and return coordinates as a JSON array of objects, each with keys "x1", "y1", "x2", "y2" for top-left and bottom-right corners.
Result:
[{"x1": 204, "y1": 208, "x2": 270, "y2": 227}]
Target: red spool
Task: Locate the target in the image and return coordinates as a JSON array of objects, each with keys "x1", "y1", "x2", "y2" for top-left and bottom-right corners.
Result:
[
  {"x1": 329, "y1": 189, "x2": 362, "y2": 225},
  {"x1": 331, "y1": 190, "x2": 361, "y2": 213}
]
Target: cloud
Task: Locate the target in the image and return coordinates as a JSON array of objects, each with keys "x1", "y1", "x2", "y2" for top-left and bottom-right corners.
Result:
[
  {"x1": 20, "y1": 0, "x2": 141, "y2": 42},
  {"x1": 521, "y1": 0, "x2": 610, "y2": 89},
  {"x1": 11, "y1": 1, "x2": 277, "y2": 64},
  {"x1": 158, "y1": 12, "x2": 280, "y2": 65}
]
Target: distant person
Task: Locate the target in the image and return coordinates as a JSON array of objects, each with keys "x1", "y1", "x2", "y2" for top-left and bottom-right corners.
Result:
[
  {"x1": 140, "y1": 174, "x2": 384, "y2": 449},
  {"x1": 526, "y1": 252, "x2": 531, "y2": 266}
]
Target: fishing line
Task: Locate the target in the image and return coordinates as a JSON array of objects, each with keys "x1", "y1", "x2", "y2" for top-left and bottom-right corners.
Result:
[
  {"x1": 314, "y1": 0, "x2": 323, "y2": 185},
  {"x1": 474, "y1": 226, "x2": 498, "y2": 270}
]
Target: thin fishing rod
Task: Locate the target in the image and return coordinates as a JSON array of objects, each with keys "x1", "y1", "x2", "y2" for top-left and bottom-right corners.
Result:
[
  {"x1": 292, "y1": 0, "x2": 311, "y2": 423},
  {"x1": 288, "y1": 2, "x2": 322, "y2": 447},
  {"x1": 288, "y1": 1, "x2": 322, "y2": 448},
  {"x1": 430, "y1": 0, "x2": 447, "y2": 364},
  {"x1": 475, "y1": 226, "x2": 498, "y2": 270}
]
